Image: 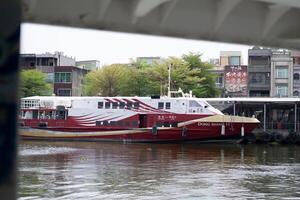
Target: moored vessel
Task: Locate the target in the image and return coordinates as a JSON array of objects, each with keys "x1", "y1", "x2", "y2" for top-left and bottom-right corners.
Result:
[{"x1": 19, "y1": 93, "x2": 259, "y2": 142}]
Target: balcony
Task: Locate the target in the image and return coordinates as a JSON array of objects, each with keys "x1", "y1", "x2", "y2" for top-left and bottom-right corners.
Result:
[{"x1": 248, "y1": 65, "x2": 270, "y2": 72}]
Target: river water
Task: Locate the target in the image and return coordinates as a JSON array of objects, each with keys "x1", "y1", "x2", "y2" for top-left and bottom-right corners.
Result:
[{"x1": 19, "y1": 141, "x2": 300, "y2": 200}]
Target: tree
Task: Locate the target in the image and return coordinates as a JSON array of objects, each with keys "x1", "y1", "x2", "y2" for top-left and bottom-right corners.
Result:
[
  {"x1": 182, "y1": 52, "x2": 220, "y2": 97},
  {"x1": 20, "y1": 70, "x2": 52, "y2": 97},
  {"x1": 84, "y1": 64, "x2": 128, "y2": 96},
  {"x1": 83, "y1": 52, "x2": 220, "y2": 98}
]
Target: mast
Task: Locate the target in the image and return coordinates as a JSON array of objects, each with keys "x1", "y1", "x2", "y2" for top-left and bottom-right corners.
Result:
[{"x1": 168, "y1": 63, "x2": 172, "y2": 97}]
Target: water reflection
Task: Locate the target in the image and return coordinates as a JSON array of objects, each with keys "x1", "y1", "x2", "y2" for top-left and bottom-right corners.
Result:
[{"x1": 19, "y1": 141, "x2": 300, "y2": 199}]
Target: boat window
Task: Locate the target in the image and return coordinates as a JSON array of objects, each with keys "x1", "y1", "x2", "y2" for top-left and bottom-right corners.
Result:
[
  {"x1": 133, "y1": 102, "x2": 139, "y2": 109},
  {"x1": 119, "y1": 102, "x2": 125, "y2": 109},
  {"x1": 117, "y1": 121, "x2": 123, "y2": 126},
  {"x1": 126, "y1": 102, "x2": 132, "y2": 109},
  {"x1": 39, "y1": 111, "x2": 45, "y2": 119},
  {"x1": 56, "y1": 110, "x2": 66, "y2": 120},
  {"x1": 166, "y1": 102, "x2": 171, "y2": 109},
  {"x1": 32, "y1": 110, "x2": 38, "y2": 119},
  {"x1": 163, "y1": 122, "x2": 170, "y2": 127},
  {"x1": 132, "y1": 121, "x2": 138, "y2": 126},
  {"x1": 105, "y1": 102, "x2": 111, "y2": 109},
  {"x1": 96, "y1": 121, "x2": 102, "y2": 126},
  {"x1": 24, "y1": 111, "x2": 33, "y2": 119},
  {"x1": 156, "y1": 122, "x2": 163, "y2": 127},
  {"x1": 112, "y1": 102, "x2": 118, "y2": 109},
  {"x1": 110, "y1": 121, "x2": 117, "y2": 126},
  {"x1": 45, "y1": 111, "x2": 54, "y2": 119},
  {"x1": 171, "y1": 122, "x2": 178, "y2": 127},
  {"x1": 158, "y1": 102, "x2": 164, "y2": 109},
  {"x1": 189, "y1": 100, "x2": 202, "y2": 107},
  {"x1": 98, "y1": 102, "x2": 103, "y2": 109},
  {"x1": 103, "y1": 121, "x2": 109, "y2": 125}
]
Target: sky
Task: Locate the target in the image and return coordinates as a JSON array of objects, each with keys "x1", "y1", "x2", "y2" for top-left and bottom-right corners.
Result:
[{"x1": 21, "y1": 23, "x2": 251, "y2": 66}]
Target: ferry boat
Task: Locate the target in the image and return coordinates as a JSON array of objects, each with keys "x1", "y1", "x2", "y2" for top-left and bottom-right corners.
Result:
[{"x1": 19, "y1": 93, "x2": 259, "y2": 142}]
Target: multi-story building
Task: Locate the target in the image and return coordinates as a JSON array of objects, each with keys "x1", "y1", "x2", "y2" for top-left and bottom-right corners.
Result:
[
  {"x1": 20, "y1": 52, "x2": 76, "y2": 83},
  {"x1": 220, "y1": 51, "x2": 242, "y2": 68},
  {"x1": 248, "y1": 47, "x2": 271, "y2": 97},
  {"x1": 54, "y1": 66, "x2": 89, "y2": 96},
  {"x1": 20, "y1": 52, "x2": 89, "y2": 96},
  {"x1": 76, "y1": 60, "x2": 100, "y2": 71},
  {"x1": 270, "y1": 50, "x2": 293, "y2": 97},
  {"x1": 292, "y1": 51, "x2": 300, "y2": 97}
]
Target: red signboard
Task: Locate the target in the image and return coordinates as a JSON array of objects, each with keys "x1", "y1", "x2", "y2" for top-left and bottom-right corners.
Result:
[{"x1": 224, "y1": 65, "x2": 247, "y2": 96}]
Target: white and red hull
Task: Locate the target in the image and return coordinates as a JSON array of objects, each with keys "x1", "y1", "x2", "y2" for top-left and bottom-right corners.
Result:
[{"x1": 19, "y1": 96, "x2": 259, "y2": 142}]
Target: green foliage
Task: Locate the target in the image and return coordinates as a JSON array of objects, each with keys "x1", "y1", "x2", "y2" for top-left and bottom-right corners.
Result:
[
  {"x1": 83, "y1": 52, "x2": 220, "y2": 98},
  {"x1": 20, "y1": 70, "x2": 52, "y2": 97}
]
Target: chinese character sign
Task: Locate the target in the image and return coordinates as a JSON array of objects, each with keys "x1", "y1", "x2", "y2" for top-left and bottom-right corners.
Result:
[{"x1": 225, "y1": 65, "x2": 247, "y2": 96}]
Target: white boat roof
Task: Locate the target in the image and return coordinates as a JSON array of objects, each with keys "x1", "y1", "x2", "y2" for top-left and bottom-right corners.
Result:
[
  {"x1": 22, "y1": 96, "x2": 206, "y2": 101},
  {"x1": 204, "y1": 97, "x2": 300, "y2": 103},
  {"x1": 22, "y1": 96, "x2": 300, "y2": 103}
]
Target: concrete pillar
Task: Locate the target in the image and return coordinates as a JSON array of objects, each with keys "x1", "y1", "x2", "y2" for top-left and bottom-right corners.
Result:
[
  {"x1": 0, "y1": 0, "x2": 20, "y2": 199},
  {"x1": 295, "y1": 103, "x2": 297, "y2": 132},
  {"x1": 264, "y1": 103, "x2": 266, "y2": 132}
]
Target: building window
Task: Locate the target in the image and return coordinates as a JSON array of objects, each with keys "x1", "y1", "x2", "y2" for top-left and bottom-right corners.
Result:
[
  {"x1": 98, "y1": 102, "x2": 103, "y2": 109},
  {"x1": 57, "y1": 89, "x2": 71, "y2": 96},
  {"x1": 293, "y1": 91, "x2": 299, "y2": 97},
  {"x1": 158, "y1": 102, "x2": 164, "y2": 109},
  {"x1": 276, "y1": 67, "x2": 288, "y2": 79},
  {"x1": 229, "y1": 56, "x2": 240, "y2": 65},
  {"x1": 46, "y1": 73, "x2": 54, "y2": 83},
  {"x1": 55, "y1": 72, "x2": 72, "y2": 83},
  {"x1": 166, "y1": 102, "x2": 171, "y2": 109},
  {"x1": 249, "y1": 73, "x2": 267, "y2": 84},
  {"x1": 105, "y1": 102, "x2": 111, "y2": 109},
  {"x1": 215, "y1": 76, "x2": 223, "y2": 87},
  {"x1": 294, "y1": 73, "x2": 300, "y2": 80},
  {"x1": 276, "y1": 85, "x2": 288, "y2": 97}
]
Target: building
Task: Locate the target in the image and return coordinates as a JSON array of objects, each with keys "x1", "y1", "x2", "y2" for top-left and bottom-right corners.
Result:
[
  {"x1": 220, "y1": 51, "x2": 242, "y2": 69},
  {"x1": 54, "y1": 66, "x2": 89, "y2": 96},
  {"x1": 76, "y1": 60, "x2": 100, "y2": 71},
  {"x1": 20, "y1": 52, "x2": 76, "y2": 83},
  {"x1": 270, "y1": 49, "x2": 293, "y2": 97},
  {"x1": 248, "y1": 47, "x2": 271, "y2": 97},
  {"x1": 20, "y1": 52, "x2": 89, "y2": 96},
  {"x1": 136, "y1": 57, "x2": 162, "y2": 65},
  {"x1": 224, "y1": 65, "x2": 248, "y2": 97},
  {"x1": 292, "y1": 51, "x2": 300, "y2": 97}
]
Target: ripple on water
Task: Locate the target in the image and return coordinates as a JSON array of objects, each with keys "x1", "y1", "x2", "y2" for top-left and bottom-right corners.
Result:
[{"x1": 19, "y1": 146, "x2": 79, "y2": 156}]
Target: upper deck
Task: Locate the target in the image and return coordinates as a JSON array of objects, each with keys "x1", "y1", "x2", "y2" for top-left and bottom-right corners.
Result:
[{"x1": 21, "y1": 96, "x2": 223, "y2": 115}]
